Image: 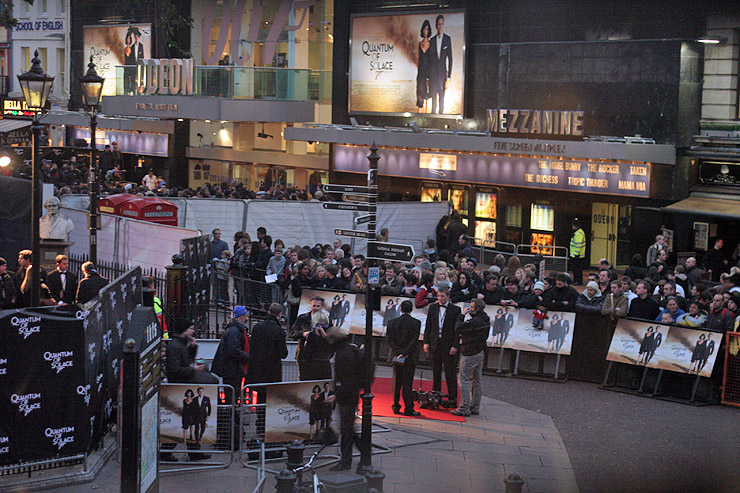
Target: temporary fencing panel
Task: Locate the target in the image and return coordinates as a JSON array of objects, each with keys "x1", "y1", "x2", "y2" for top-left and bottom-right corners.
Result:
[{"x1": 722, "y1": 332, "x2": 740, "y2": 407}]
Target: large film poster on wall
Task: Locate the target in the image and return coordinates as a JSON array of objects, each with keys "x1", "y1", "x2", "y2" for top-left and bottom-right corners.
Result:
[
  {"x1": 349, "y1": 10, "x2": 465, "y2": 115},
  {"x1": 83, "y1": 24, "x2": 152, "y2": 96}
]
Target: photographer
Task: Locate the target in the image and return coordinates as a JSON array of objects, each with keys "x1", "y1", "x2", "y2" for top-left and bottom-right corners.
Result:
[{"x1": 451, "y1": 299, "x2": 489, "y2": 417}]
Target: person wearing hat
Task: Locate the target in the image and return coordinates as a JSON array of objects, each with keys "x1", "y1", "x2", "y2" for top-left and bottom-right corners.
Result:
[
  {"x1": 75, "y1": 261, "x2": 109, "y2": 305},
  {"x1": 211, "y1": 305, "x2": 251, "y2": 399},
  {"x1": 569, "y1": 219, "x2": 586, "y2": 286},
  {"x1": 575, "y1": 281, "x2": 605, "y2": 314},
  {"x1": 165, "y1": 318, "x2": 218, "y2": 384},
  {"x1": 0, "y1": 257, "x2": 16, "y2": 309}
]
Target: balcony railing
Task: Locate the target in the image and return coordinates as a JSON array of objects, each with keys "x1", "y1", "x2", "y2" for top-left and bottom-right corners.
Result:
[{"x1": 114, "y1": 66, "x2": 331, "y2": 102}]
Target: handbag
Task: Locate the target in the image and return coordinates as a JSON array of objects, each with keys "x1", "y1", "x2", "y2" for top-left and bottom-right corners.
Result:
[{"x1": 392, "y1": 354, "x2": 406, "y2": 366}]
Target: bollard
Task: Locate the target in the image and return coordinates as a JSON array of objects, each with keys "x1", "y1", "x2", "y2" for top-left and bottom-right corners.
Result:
[
  {"x1": 504, "y1": 473, "x2": 525, "y2": 493},
  {"x1": 364, "y1": 467, "x2": 386, "y2": 491},
  {"x1": 275, "y1": 469, "x2": 297, "y2": 493},
  {"x1": 286, "y1": 440, "x2": 305, "y2": 470}
]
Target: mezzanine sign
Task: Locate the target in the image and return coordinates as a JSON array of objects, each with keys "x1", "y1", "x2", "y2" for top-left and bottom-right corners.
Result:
[{"x1": 487, "y1": 108, "x2": 585, "y2": 137}]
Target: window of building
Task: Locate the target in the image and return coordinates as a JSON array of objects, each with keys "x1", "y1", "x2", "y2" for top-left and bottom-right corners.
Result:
[
  {"x1": 22, "y1": 1, "x2": 30, "y2": 15},
  {"x1": 58, "y1": 0, "x2": 65, "y2": 14},
  {"x1": 56, "y1": 48, "x2": 65, "y2": 95},
  {"x1": 21, "y1": 47, "x2": 30, "y2": 71},
  {"x1": 37, "y1": 48, "x2": 47, "y2": 72},
  {"x1": 40, "y1": 0, "x2": 48, "y2": 15}
]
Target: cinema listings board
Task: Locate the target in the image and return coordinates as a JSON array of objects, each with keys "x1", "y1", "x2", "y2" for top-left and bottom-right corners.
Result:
[
  {"x1": 298, "y1": 290, "x2": 574, "y2": 355},
  {"x1": 607, "y1": 319, "x2": 720, "y2": 378}
]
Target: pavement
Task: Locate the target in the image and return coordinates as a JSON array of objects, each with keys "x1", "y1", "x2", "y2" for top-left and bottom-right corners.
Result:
[{"x1": 11, "y1": 365, "x2": 577, "y2": 493}]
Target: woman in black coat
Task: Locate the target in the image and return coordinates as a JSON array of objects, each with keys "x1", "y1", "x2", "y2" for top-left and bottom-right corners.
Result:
[
  {"x1": 182, "y1": 389, "x2": 197, "y2": 442},
  {"x1": 309, "y1": 385, "x2": 324, "y2": 439},
  {"x1": 450, "y1": 272, "x2": 478, "y2": 303}
]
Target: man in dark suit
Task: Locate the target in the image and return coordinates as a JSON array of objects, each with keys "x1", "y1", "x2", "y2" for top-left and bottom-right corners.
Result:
[
  {"x1": 386, "y1": 300, "x2": 421, "y2": 416},
  {"x1": 431, "y1": 14, "x2": 453, "y2": 114},
  {"x1": 423, "y1": 286, "x2": 461, "y2": 405},
  {"x1": 75, "y1": 261, "x2": 109, "y2": 305},
  {"x1": 46, "y1": 254, "x2": 77, "y2": 305},
  {"x1": 194, "y1": 387, "x2": 212, "y2": 442},
  {"x1": 246, "y1": 303, "x2": 289, "y2": 403}
]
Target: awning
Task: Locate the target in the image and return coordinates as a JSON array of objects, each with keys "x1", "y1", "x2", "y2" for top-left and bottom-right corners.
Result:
[
  {"x1": 0, "y1": 119, "x2": 31, "y2": 133},
  {"x1": 663, "y1": 195, "x2": 740, "y2": 218}
]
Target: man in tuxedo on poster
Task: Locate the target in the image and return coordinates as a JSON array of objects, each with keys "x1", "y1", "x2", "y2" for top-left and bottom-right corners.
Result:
[
  {"x1": 430, "y1": 14, "x2": 452, "y2": 114},
  {"x1": 194, "y1": 386, "x2": 211, "y2": 442},
  {"x1": 423, "y1": 287, "x2": 461, "y2": 406}
]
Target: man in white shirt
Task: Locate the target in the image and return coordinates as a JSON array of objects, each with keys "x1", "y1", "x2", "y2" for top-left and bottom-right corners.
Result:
[{"x1": 142, "y1": 169, "x2": 157, "y2": 190}]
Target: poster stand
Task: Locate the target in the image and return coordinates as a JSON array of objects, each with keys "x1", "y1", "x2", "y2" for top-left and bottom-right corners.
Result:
[{"x1": 600, "y1": 361, "x2": 712, "y2": 406}]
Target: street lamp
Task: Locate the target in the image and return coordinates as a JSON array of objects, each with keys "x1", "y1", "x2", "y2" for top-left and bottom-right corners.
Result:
[
  {"x1": 79, "y1": 56, "x2": 104, "y2": 264},
  {"x1": 17, "y1": 49, "x2": 53, "y2": 308}
]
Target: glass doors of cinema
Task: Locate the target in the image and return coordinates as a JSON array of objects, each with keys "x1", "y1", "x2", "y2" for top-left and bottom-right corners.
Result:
[{"x1": 590, "y1": 202, "x2": 633, "y2": 268}]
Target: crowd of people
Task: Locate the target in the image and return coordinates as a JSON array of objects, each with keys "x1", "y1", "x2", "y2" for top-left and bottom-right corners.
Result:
[{"x1": 0, "y1": 251, "x2": 109, "y2": 309}]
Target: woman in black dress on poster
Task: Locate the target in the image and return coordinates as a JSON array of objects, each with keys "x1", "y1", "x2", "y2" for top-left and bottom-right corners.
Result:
[
  {"x1": 182, "y1": 389, "x2": 197, "y2": 442},
  {"x1": 416, "y1": 20, "x2": 433, "y2": 111},
  {"x1": 492, "y1": 308, "x2": 506, "y2": 346},
  {"x1": 638, "y1": 326, "x2": 654, "y2": 365},
  {"x1": 690, "y1": 334, "x2": 707, "y2": 373},
  {"x1": 309, "y1": 385, "x2": 324, "y2": 439}
]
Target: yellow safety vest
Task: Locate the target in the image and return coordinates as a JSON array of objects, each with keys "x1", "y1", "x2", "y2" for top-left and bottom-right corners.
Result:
[
  {"x1": 570, "y1": 228, "x2": 586, "y2": 258},
  {"x1": 154, "y1": 296, "x2": 168, "y2": 339}
]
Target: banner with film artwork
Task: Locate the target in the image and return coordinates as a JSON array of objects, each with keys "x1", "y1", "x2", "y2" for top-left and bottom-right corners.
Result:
[
  {"x1": 607, "y1": 319, "x2": 720, "y2": 378},
  {"x1": 264, "y1": 380, "x2": 337, "y2": 443}
]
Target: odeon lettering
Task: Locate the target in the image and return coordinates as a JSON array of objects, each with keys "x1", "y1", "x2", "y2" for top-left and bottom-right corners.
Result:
[{"x1": 137, "y1": 58, "x2": 194, "y2": 96}]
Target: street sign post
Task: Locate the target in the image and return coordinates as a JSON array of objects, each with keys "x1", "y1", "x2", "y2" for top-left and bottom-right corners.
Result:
[
  {"x1": 334, "y1": 228, "x2": 375, "y2": 239},
  {"x1": 322, "y1": 202, "x2": 372, "y2": 212},
  {"x1": 343, "y1": 193, "x2": 370, "y2": 203},
  {"x1": 323, "y1": 184, "x2": 376, "y2": 194},
  {"x1": 355, "y1": 214, "x2": 374, "y2": 225},
  {"x1": 367, "y1": 241, "x2": 415, "y2": 262}
]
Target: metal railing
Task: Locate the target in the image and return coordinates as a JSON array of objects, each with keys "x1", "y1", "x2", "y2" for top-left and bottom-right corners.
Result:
[{"x1": 68, "y1": 253, "x2": 166, "y2": 304}]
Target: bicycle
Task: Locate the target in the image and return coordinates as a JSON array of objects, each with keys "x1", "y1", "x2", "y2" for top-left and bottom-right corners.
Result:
[{"x1": 291, "y1": 441, "x2": 332, "y2": 493}]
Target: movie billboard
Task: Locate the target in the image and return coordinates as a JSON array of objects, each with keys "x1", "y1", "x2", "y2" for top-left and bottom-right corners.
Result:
[
  {"x1": 606, "y1": 319, "x2": 670, "y2": 369},
  {"x1": 298, "y1": 289, "x2": 355, "y2": 334},
  {"x1": 159, "y1": 384, "x2": 218, "y2": 449},
  {"x1": 265, "y1": 380, "x2": 336, "y2": 443},
  {"x1": 83, "y1": 24, "x2": 152, "y2": 96},
  {"x1": 349, "y1": 11, "x2": 465, "y2": 115},
  {"x1": 499, "y1": 307, "x2": 575, "y2": 355}
]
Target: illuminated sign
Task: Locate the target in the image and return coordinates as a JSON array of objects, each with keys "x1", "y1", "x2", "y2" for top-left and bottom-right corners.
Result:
[
  {"x1": 487, "y1": 109, "x2": 585, "y2": 137},
  {"x1": 335, "y1": 145, "x2": 651, "y2": 198},
  {"x1": 419, "y1": 152, "x2": 457, "y2": 171},
  {"x1": 3, "y1": 99, "x2": 40, "y2": 118},
  {"x1": 137, "y1": 59, "x2": 194, "y2": 96}
]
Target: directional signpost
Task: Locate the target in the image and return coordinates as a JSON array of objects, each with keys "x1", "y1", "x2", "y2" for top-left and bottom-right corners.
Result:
[
  {"x1": 320, "y1": 145, "x2": 380, "y2": 474},
  {"x1": 367, "y1": 241, "x2": 415, "y2": 262},
  {"x1": 334, "y1": 228, "x2": 374, "y2": 239},
  {"x1": 322, "y1": 202, "x2": 372, "y2": 212}
]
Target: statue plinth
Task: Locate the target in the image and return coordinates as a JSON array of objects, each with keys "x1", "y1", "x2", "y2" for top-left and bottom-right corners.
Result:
[{"x1": 40, "y1": 240, "x2": 74, "y2": 272}]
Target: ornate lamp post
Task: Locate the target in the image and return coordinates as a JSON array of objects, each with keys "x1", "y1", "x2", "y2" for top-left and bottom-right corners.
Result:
[
  {"x1": 79, "y1": 56, "x2": 105, "y2": 264},
  {"x1": 17, "y1": 50, "x2": 54, "y2": 307}
]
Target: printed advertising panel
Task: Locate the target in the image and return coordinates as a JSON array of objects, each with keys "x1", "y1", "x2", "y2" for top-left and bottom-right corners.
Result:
[
  {"x1": 264, "y1": 380, "x2": 336, "y2": 443},
  {"x1": 607, "y1": 319, "x2": 720, "y2": 377},
  {"x1": 350, "y1": 11, "x2": 465, "y2": 115},
  {"x1": 298, "y1": 290, "x2": 355, "y2": 334},
  {"x1": 83, "y1": 24, "x2": 152, "y2": 96},
  {"x1": 159, "y1": 384, "x2": 218, "y2": 449}
]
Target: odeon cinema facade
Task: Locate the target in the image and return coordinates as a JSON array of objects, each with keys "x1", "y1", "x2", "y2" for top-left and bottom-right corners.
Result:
[{"x1": 286, "y1": 0, "x2": 718, "y2": 269}]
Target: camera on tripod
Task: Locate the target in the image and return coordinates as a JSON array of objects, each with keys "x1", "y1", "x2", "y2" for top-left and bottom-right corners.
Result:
[{"x1": 413, "y1": 389, "x2": 447, "y2": 410}]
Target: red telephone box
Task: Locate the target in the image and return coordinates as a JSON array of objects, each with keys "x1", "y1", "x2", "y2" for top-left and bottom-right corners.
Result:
[
  {"x1": 98, "y1": 193, "x2": 136, "y2": 215},
  {"x1": 118, "y1": 197, "x2": 178, "y2": 226}
]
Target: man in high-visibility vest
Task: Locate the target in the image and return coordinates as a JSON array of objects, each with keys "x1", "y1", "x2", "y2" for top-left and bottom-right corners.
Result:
[{"x1": 569, "y1": 218, "x2": 586, "y2": 286}]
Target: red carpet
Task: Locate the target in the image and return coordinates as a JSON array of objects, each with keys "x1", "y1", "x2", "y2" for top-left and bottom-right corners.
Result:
[{"x1": 364, "y1": 377, "x2": 465, "y2": 422}]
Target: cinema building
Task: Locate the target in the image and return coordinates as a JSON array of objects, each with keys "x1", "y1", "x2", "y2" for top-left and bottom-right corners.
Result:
[{"x1": 287, "y1": 1, "x2": 740, "y2": 267}]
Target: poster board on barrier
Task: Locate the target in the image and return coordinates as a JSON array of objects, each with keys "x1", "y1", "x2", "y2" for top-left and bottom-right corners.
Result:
[
  {"x1": 607, "y1": 319, "x2": 720, "y2": 378},
  {"x1": 159, "y1": 384, "x2": 219, "y2": 450},
  {"x1": 298, "y1": 289, "x2": 356, "y2": 335},
  {"x1": 504, "y1": 308, "x2": 575, "y2": 356},
  {"x1": 264, "y1": 380, "x2": 336, "y2": 443}
]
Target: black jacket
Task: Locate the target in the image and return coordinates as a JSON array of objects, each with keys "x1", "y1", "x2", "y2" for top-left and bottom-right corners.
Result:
[
  {"x1": 76, "y1": 272, "x2": 109, "y2": 304},
  {"x1": 333, "y1": 340, "x2": 365, "y2": 403},
  {"x1": 480, "y1": 286, "x2": 504, "y2": 306},
  {"x1": 0, "y1": 271, "x2": 16, "y2": 309},
  {"x1": 165, "y1": 335, "x2": 198, "y2": 383},
  {"x1": 628, "y1": 296, "x2": 662, "y2": 321},
  {"x1": 246, "y1": 315, "x2": 289, "y2": 384},
  {"x1": 450, "y1": 282, "x2": 477, "y2": 303},
  {"x1": 47, "y1": 269, "x2": 78, "y2": 305},
  {"x1": 211, "y1": 320, "x2": 250, "y2": 381},
  {"x1": 543, "y1": 285, "x2": 579, "y2": 312},
  {"x1": 423, "y1": 302, "x2": 462, "y2": 353},
  {"x1": 386, "y1": 313, "x2": 421, "y2": 365},
  {"x1": 456, "y1": 310, "x2": 490, "y2": 356}
]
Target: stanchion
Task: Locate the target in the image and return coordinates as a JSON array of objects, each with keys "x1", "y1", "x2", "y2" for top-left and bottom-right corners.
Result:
[
  {"x1": 274, "y1": 469, "x2": 297, "y2": 492},
  {"x1": 504, "y1": 473, "x2": 525, "y2": 493}
]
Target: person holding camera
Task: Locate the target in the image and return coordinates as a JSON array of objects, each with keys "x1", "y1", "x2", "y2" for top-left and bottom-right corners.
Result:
[
  {"x1": 165, "y1": 318, "x2": 219, "y2": 384},
  {"x1": 423, "y1": 287, "x2": 462, "y2": 407},
  {"x1": 386, "y1": 300, "x2": 421, "y2": 416},
  {"x1": 451, "y1": 299, "x2": 490, "y2": 417}
]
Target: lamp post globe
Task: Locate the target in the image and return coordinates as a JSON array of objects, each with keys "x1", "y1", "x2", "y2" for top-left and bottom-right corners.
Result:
[
  {"x1": 17, "y1": 49, "x2": 53, "y2": 308},
  {"x1": 79, "y1": 56, "x2": 105, "y2": 264}
]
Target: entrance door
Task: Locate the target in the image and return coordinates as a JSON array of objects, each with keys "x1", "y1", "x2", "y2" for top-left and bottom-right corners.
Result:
[{"x1": 590, "y1": 203, "x2": 618, "y2": 267}]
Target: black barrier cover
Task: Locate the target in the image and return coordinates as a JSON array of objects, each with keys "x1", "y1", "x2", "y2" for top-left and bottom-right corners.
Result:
[
  {"x1": 0, "y1": 306, "x2": 88, "y2": 464},
  {"x1": 180, "y1": 235, "x2": 210, "y2": 329}
]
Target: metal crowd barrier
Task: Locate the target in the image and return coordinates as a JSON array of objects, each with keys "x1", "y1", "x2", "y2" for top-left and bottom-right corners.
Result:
[
  {"x1": 515, "y1": 244, "x2": 570, "y2": 275},
  {"x1": 476, "y1": 240, "x2": 517, "y2": 267},
  {"x1": 159, "y1": 383, "x2": 236, "y2": 475},
  {"x1": 722, "y1": 332, "x2": 740, "y2": 407}
]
